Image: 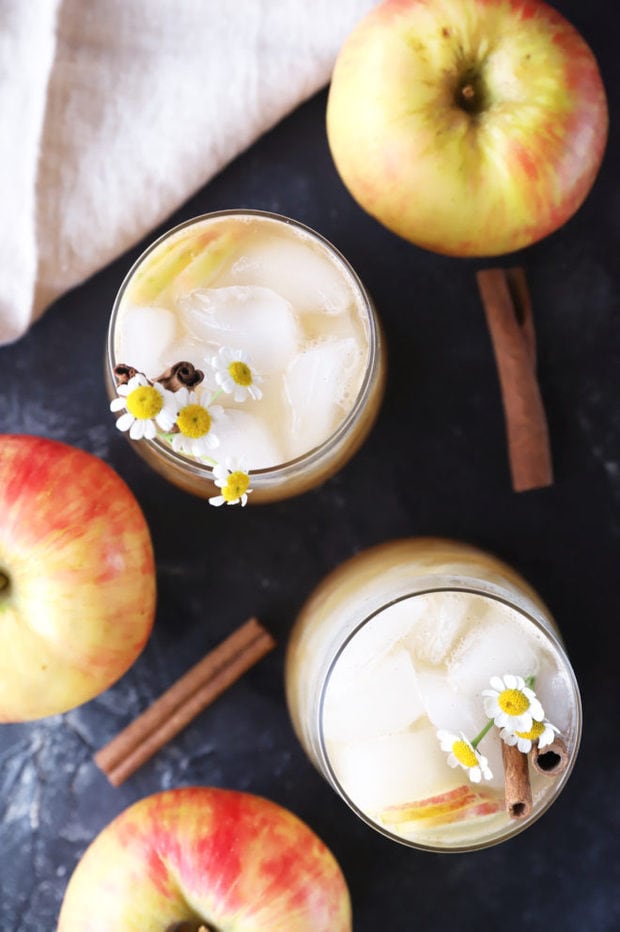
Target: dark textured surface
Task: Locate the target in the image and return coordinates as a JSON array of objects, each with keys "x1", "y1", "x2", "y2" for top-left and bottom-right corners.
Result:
[{"x1": 1, "y1": 2, "x2": 620, "y2": 928}]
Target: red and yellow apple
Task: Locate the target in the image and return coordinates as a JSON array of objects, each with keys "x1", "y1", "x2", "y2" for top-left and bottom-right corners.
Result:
[
  {"x1": 327, "y1": 0, "x2": 608, "y2": 256},
  {"x1": 0, "y1": 435, "x2": 155, "y2": 721},
  {"x1": 57, "y1": 786, "x2": 352, "y2": 931}
]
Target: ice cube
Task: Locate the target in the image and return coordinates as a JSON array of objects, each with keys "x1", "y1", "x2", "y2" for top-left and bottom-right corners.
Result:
[
  {"x1": 331, "y1": 598, "x2": 424, "y2": 677},
  {"x1": 415, "y1": 670, "x2": 504, "y2": 790},
  {"x1": 417, "y1": 670, "x2": 481, "y2": 736},
  {"x1": 323, "y1": 648, "x2": 424, "y2": 743},
  {"x1": 283, "y1": 338, "x2": 363, "y2": 457},
  {"x1": 213, "y1": 408, "x2": 285, "y2": 471},
  {"x1": 178, "y1": 285, "x2": 300, "y2": 373},
  {"x1": 447, "y1": 602, "x2": 540, "y2": 696},
  {"x1": 116, "y1": 304, "x2": 177, "y2": 379},
  {"x1": 326, "y1": 727, "x2": 461, "y2": 813},
  {"x1": 535, "y1": 656, "x2": 574, "y2": 734},
  {"x1": 229, "y1": 233, "x2": 353, "y2": 315},
  {"x1": 408, "y1": 591, "x2": 482, "y2": 667}
]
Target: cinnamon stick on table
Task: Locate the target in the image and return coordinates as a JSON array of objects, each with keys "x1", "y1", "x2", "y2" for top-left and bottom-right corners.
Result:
[
  {"x1": 95, "y1": 617, "x2": 275, "y2": 787},
  {"x1": 476, "y1": 267, "x2": 553, "y2": 493}
]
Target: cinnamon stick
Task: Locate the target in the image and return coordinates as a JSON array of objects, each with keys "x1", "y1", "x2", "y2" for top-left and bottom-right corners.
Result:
[
  {"x1": 155, "y1": 360, "x2": 204, "y2": 391},
  {"x1": 95, "y1": 618, "x2": 275, "y2": 786},
  {"x1": 502, "y1": 741, "x2": 533, "y2": 820},
  {"x1": 476, "y1": 267, "x2": 553, "y2": 492},
  {"x1": 529, "y1": 735, "x2": 570, "y2": 777}
]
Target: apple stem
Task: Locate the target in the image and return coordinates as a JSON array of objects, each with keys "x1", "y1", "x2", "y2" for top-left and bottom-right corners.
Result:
[
  {"x1": 455, "y1": 71, "x2": 486, "y2": 115},
  {"x1": 457, "y1": 81, "x2": 478, "y2": 112},
  {"x1": 0, "y1": 571, "x2": 8, "y2": 593},
  {"x1": 166, "y1": 922, "x2": 218, "y2": 932}
]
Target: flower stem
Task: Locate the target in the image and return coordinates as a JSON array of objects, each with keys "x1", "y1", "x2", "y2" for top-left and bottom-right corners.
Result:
[
  {"x1": 209, "y1": 388, "x2": 224, "y2": 405},
  {"x1": 471, "y1": 718, "x2": 495, "y2": 749}
]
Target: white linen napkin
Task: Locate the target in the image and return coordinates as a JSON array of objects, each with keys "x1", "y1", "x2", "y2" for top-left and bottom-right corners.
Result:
[{"x1": 0, "y1": 0, "x2": 376, "y2": 346}]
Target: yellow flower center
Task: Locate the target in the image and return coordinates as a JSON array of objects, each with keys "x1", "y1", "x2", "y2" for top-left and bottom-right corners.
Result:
[
  {"x1": 516, "y1": 720, "x2": 545, "y2": 740},
  {"x1": 498, "y1": 688, "x2": 530, "y2": 716},
  {"x1": 452, "y1": 740, "x2": 478, "y2": 769},
  {"x1": 176, "y1": 404, "x2": 212, "y2": 439},
  {"x1": 222, "y1": 471, "x2": 250, "y2": 502},
  {"x1": 228, "y1": 360, "x2": 252, "y2": 387},
  {"x1": 126, "y1": 385, "x2": 163, "y2": 420}
]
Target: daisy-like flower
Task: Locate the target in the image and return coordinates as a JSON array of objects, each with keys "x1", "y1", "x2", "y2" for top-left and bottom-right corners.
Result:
[
  {"x1": 110, "y1": 373, "x2": 178, "y2": 440},
  {"x1": 212, "y1": 347, "x2": 263, "y2": 402},
  {"x1": 171, "y1": 388, "x2": 221, "y2": 457},
  {"x1": 482, "y1": 674, "x2": 545, "y2": 734},
  {"x1": 209, "y1": 458, "x2": 253, "y2": 507},
  {"x1": 437, "y1": 730, "x2": 493, "y2": 784},
  {"x1": 500, "y1": 719, "x2": 560, "y2": 754}
]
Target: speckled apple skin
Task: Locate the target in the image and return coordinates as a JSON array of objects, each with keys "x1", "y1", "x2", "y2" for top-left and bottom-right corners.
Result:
[
  {"x1": 57, "y1": 787, "x2": 353, "y2": 931},
  {"x1": 327, "y1": 0, "x2": 608, "y2": 257},
  {"x1": 0, "y1": 435, "x2": 155, "y2": 720}
]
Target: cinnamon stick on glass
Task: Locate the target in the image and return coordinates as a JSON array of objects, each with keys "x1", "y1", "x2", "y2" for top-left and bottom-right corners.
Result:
[
  {"x1": 476, "y1": 267, "x2": 553, "y2": 493},
  {"x1": 95, "y1": 617, "x2": 275, "y2": 786},
  {"x1": 530, "y1": 735, "x2": 570, "y2": 776},
  {"x1": 502, "y1": 741, "x2": 533, "y2": 820}
]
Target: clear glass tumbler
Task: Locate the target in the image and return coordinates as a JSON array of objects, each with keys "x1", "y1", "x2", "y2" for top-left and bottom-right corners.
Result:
[
  {"x1": 285, "y1": 537, "x2": 581, "y2": 852},
  {"x1": 106, "y1": 210, "x2": 385, "y2": 503}
]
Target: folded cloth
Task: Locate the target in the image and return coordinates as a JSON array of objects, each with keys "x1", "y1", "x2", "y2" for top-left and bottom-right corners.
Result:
[{"x1": 0, "y1": 0, "x2": 376, "y2": 346}]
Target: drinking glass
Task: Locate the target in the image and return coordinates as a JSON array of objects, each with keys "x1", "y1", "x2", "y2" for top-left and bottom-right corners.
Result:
[
  {"x1": 285, "y1": 537, "x2": 581, "y2": 852},
  {"x1": 106, "y1": 210, "x2": 385, "y2": 503}
]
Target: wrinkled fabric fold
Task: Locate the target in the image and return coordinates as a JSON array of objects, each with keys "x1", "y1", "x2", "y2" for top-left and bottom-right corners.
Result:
[{"x1": 0, "y1": 0, "x2": 376, "y2": 345}]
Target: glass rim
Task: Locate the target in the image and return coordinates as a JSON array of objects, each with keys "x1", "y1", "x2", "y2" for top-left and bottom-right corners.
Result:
[
  {"x1": 316, "y1": 580, "x2": 583, "y2": 854},
  {"x1": 106, "y1": 208, "x2": 382, "y2": 485}
]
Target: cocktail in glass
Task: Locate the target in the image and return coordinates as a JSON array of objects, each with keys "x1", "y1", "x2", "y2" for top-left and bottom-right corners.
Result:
[
  {"x1": 106, "y1": 210, "x2": 384, "y2": 503},
  {"x1": 285, "y1": 538, "x2": 581, "y2": 852}
]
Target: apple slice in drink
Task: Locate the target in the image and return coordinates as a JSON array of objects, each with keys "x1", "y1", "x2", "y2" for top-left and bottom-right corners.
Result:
[
  {"x1": 168, "y1": 228, "x2": 239, "y2": 301},
  {"x1": 126, "y1": 226, "x2": 236, "y2": 305},
  {"x1": 378, "y1": 784, "x2": 501, "y2": 830}
]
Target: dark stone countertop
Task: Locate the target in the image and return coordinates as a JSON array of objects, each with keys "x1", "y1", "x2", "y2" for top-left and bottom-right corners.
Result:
[{"x1": 1, "y1": 1, "x2": 619, "y2": 928}]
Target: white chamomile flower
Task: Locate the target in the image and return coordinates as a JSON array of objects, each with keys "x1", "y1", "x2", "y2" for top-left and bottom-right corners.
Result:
[
  {"x1": 437, "y1": 730, "x2": 493, "y2": 784},
  {"x1": 212, "y1": 347, "x2": 263, "y2": 402},
  {"x1": 209, "y1": 457, "x2": 253, "y2": 507},
  {"x1": 482, "y1": 674, "x2": 545, "y2": 734},
  {"x1": 500, "y1": 719, "x2": 560, "y2": 754},
  {"x1": 171, "y1": 388, "x2": 221, "y2": 457},
  {"x1": 110, "y1": 373, "x2": 177, "y2": 440}
]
